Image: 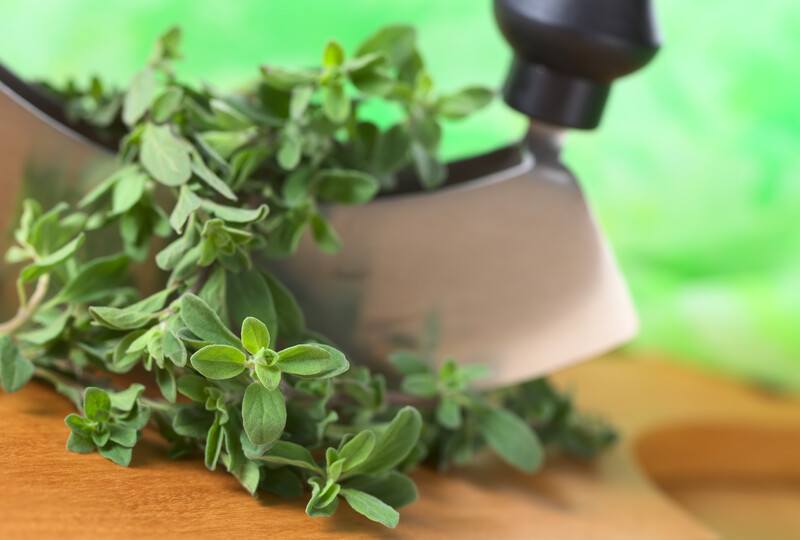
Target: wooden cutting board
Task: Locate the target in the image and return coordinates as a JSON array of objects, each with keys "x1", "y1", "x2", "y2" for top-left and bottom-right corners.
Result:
[{"x1": 1, "y1": 355, "x2": 798, "y2": 539}]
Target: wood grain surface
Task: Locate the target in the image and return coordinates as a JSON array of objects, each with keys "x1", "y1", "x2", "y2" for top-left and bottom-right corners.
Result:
[{"x1": 1, "y1": 355, "x2": 798, "y2": 539}]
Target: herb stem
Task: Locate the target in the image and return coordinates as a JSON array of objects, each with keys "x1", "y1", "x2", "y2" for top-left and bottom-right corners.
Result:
[
  {"x1": 188, "y1": 264, "x2": 213, "y2": 295},
  {"x1": 33, "y1": 365, "x2": 73, "y2": 388},
  {"x1": 0, "y1": 274, "x2": 51, "y2": 336},
  {"x1": 141, "y1": 397, "x2": 172, "y2": 412},
  {"x1": 32, "y1": 365, "x2": 84, "y2": 409}
]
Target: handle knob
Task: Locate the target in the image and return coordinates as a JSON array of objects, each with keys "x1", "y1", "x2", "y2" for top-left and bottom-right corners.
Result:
[{"x1": 494, "y1": 0, "x2": 660, "y2": 129}]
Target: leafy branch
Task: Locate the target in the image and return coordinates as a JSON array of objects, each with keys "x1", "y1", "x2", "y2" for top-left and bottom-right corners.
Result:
[{"x1": 0, "y1": 26, "x2": 615, "y2": 529}]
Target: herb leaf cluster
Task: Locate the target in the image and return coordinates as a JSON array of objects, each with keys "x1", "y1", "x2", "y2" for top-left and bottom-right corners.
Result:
[{"x1": 1, "y1": 26, "x2": 615, "y2": 528}]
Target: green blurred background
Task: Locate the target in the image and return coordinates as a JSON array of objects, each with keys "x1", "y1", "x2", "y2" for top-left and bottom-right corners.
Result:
[{"x1": 3, "y1": 0, "x2": 800, "y2": 389}]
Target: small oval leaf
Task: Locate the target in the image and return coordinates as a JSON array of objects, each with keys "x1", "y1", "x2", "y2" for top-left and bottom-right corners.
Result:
[
  {"x1": 277, "y1": 344, "x2": 348, "y2": 379},
  {"x1": 241, "y1": 317, "x2": 270, "y2": 354},
  {"x1": 190, "y1": 344, "x2": 247, "y2": 380},
  {"x1": 242, "y1": 382, "x2": 286, "y2": 446}
]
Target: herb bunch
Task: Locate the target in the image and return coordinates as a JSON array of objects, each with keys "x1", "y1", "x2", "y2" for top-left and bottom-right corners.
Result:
[{"x1": 0, "y1": 27, "x2": 615, "y2": 528}]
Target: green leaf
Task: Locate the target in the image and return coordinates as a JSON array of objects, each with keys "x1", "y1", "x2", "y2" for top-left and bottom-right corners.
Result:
[
  {"x1": 122, "y1": 405, "x2": 151, "y2": 431},
  {"x1": 180, "y1": 293, "x2": 242, "y2": 349},
  {"x1": 401, "y1": 373, "x2": 438, "y2": 397},
  {"x1": 163, "y1": 330, "x2": 187, "y2": 367},
  {"x1": 306, "y1": 478, "x2": 341, "y2": 516},
  {"x1": 232, "y1": 461, "x2": 261, "y2": 495},
  {"x1": 323, "y1": 40, "x2": 345, "y2": 67},
  {"x1": 169, "y1": 186, "x2": 201, "y2": 233},
  {"x1": 18, "y1": 309, "x2": 70, "y2": 345},
  {"x1": 167, "y1": 244, "x2": 202, "y2": 285},
  {"x1": 436, "y1": 397, "x2": 462, "y2": 429},
  {"x1": 190, "y1": 151, "x2": 237, "y2": 201},
  {"x1": 282, "y1": 168, "x2": 313, "y2": 207},
  {"x1": 88, "y1": 306, "x2": 155, "y2": 330},
  {"x1": 109, "y1": 424, "x2": 138, "y2": 447},
  {"x1": 21, "y1": 234, "x2": 85, "y2": 282},
  {"x1": 0, "y1": 336, "x2": 34, "y2": 392},
  {"x1": 66, "y1": 432, "x2": 95, "y2": 454},
  {"x1": 261, "y1": 65, "x2": 319, "y2": 90},
  {"x1": 157, "y1": 235, "x2": 193, "y2": 271},
  {"x1": 176, "y1": 374, "x2": 211, "y2": 402},
  {"x1": 350, "y1": 120, "x2": 379, "y2": 165},
  {"x1": 342, "y1": 52, "x2": 383, "y2": 73},
  {"x1": 372, "y1": 125, "x2": 410, "y2": 174},
  {"x1": 173, "y1": 405, "x2": 214, "y2": 438},
  {"x1": 92, "y1": 426, "x2": 111, "y2": 447},
  {"x1": 261, "y1": 467, "x2": 304, "y2": 498},
  {"x1": 310, "y1": 213, "x2": 341, "y2": 254},
  {"x1": 478, "y1": 407, "x2": 543, "y2": 473},
  {"x1": 254, "y1": 363, "x2": 281, "y2": 390},
  {"x1": 228, "y1": 146, "x2": 269, "y2": 189},
  {"x1": 410, "y1": 141, "x2": 445, "y2": 189},
  {"x1": 111, "y1": 169, "x2": 147, "y2": 215},
  {"x1": 65, "y1": 413, "x2": 92, "y2": 434},
  {"x1": 557, "y1": 415, "x2": 618, "y2": 459},
  {"x1": 343, "y1": 472, "x2": 417, "y2": 508},
  {"x1": 356, "y1": 25, "x2": 416, "y2": 68},
  {"x1": 242, "y1": 382, "x2": 286, "y2": 446},
  {"x1": 277, "y1": 128, "x2": 302, "y2": 170},
  {"x1": 262, "y1": 211, "x2": 307, "y2": 258},
  {"x1": 289, "y1": 86, "x2": 313, "y2": 120},
  {"x1": 198, "y1": 267, "x2": 228, "y2": 321},
  {"x1": 241, "y1": 316, "x2": 270, "y2": 354},
  {"x1": 140, "y1": 123, "x2": 191, "y2": 186},
  {"x1": 258, "y1": 440, "x2": 321, "y2": 473},
  {"x1": 205, "y1": 419, "x2": 224, "y2": 470},
  {"x1": 458, "y1": 363, "x2": 491, "y2": 384},
  {"x1": 190, "y1": 344, "x2": 247, "y2": 380},
  {"x1": 197, "y1": 222, "x2": 237, "y2": 265},
  {"x1": 315, "y1": 169, "x2": 379, "y2": 204},
  {"x1": 226, "y1": 270, "x2": 278, "y2": 342},
  {"x1": 83, "y1": 387, "x2": 111, "y2": 422},
  {"x1": 111, "y1": 331, "x2": 145, "y2": 373},
  {"x1": 277, "y1": 344, "x2": 348, "y2": 379},
  {"x1": 122, "y1": 68, "x2": 157, "y2": 126},
  {"x1": 327, "y1": 457, "x2": 345, "y2": 482},
  {"x1": 341, "y1": 488, "x2": 399, "y2": 529},
  {"x1": 437, "y1": 86, "x2": 494, "y2": 119},
  {"x1": 156, "y1": 366, "x2": 177, "y2": 402},
  {"x1": 409, "y1": 112, "x2": 441, "y2": 149},
  {"x1": 56, "y1": 254, "x2": 129, "y2": 304},
  {"x1": 201, "y1": 200, "x2": 269, "y2": 224},
  {"x1": 151, "y1": 26, "x2": 181, "y2": 62},
  {"x1": 338, "y1": 430, "x2": 376, "y2": 473},
  {"x1": 79, "y1": 166, "x2": 137, "y2": 208},
  {"x1": 210, "y1": 99, "x2": 251, "y2": 129},
  {"x1": 225, "y1": 445, "x2": 261, "y2": 495},
  {"x1": 13, "y1": 199, "x2": 41, "y2": 245},
  {"x1": 151, "y1": 86, "x2": 184, "y2": 123},
  {"x1": 350, "y1": 406, "x2": 422, "y2": 475},
  {"x1": 134, "y1": 288, "x2": 175, "y2": 313},
  {"x1": 26, "y1": 202, "x2": 69, "y2": 254},
  {"x1": 5, "y1": 245, "x2": 30, "y2": 264},
  {"x1": 109, "y1": 383, "x2": 145, "y2": 412},
  {"x1": 197, "y1": 129, "x2": 255, "y2": 159},
  {"x1": 306, "y1": 496, "x2": 339, "y2": 518},
  {"x1": 323, "y1": 82, "x2": 349, "y2": 123},
  {"x1": 389, "y1": 351, "x2": 429, "y2": 376},
  {"x1": 349, "y1": 62, "x2": 395, "y2": 96},
  {"x1": 99, "y1": 444, "x2": 133, "y2": 466}
]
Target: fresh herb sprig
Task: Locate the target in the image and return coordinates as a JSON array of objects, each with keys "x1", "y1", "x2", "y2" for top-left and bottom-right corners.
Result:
[{"x1": 0, "y1": 26, "x2": 615, "y2": 529}]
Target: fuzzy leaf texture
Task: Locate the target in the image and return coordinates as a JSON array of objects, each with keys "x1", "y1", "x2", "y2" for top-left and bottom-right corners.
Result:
[{"x1": 0, "y1": 24, "x2": 616, "y2": 531}]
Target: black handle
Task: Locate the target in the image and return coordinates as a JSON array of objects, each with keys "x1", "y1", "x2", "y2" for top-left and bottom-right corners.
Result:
[{"x1": 494, "y1": 0, "x2": 660, "y2": 129}]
